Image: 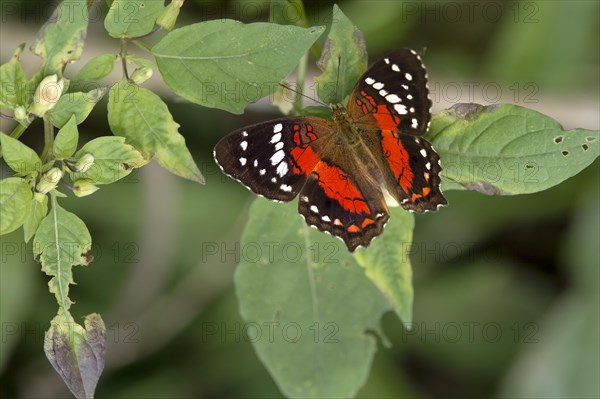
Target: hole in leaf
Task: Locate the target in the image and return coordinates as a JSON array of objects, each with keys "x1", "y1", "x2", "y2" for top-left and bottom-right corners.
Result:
[
  {"x1": 554, "y1": 136, "x2": 564, "y2": 144},
  {"x1": 582, "y1": 144, "x2": 589, "y2": 151},
  {"x1": 525, "y1": 164, "x2": 534, "y2": 169},
  {"x1": 562, "y1": 150, "x2": 569, "y2": 156},
  {"x1": 586, "y1": 136, "x2": 597, "y2": 142}
]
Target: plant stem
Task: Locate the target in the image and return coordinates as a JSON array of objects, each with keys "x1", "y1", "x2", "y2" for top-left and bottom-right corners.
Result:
[
  {"x1": 120, "y1": 38, "x2": 130, "y2": 81},
  {"x1": 40, "y1": 116, "x2": 54, "y2": 162}
]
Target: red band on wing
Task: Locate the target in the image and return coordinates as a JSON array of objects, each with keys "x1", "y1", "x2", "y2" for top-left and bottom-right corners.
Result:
[
  {"x1": 314, "y1": 162, "x2": 370, "y2": 214},
  {"x1": 381, "y1": 130, "x2": 414, "y2": 193},
  {"x1": 373, "y1": 104, "x2": 400, "y2": 130}
]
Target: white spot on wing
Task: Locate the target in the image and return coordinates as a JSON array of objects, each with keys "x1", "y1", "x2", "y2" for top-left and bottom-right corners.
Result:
[
  {"x1": 322, "y1": 215, "x2": 331, "y2": 222},
  {"x1": 270, "y1": 150, "x2": 285, "y2": 165},
  {"x1": 386, "y1": 94, "x2": 401, "y2": 103},
  {"x1": 365, "y1": 77, "x2": 375, "y2": 85},
  {"x1": 280, "y1": 184, "x2": 292, "y2": 192},
  {"x1": 310, "y1": 205, "x2": 319, "y2": 214},
  {"x1": 373, "y1": 82, "x2": 384, "y2": 90},
  {"x1": 239, "y1": 157, "x2": 247, "y2": 166},
  {"x1": 275, "y1": 142, "x2": 284, "y2": 150},
  {"x1": 411, "y1": 118, "x2": 418, "y2": 128},
  {"x1": 242, "y1": 131, "x2": 248, "y2": 137},
  {"x1": 301, "y1": 196, "x2": 309, "y2": 202},
  {"x1": 259, "y1": 169, "x2": 266, "y2": 175},
  {"x1": 384, "y1": 58, "x2": 390, "y2": 64},
  {"x1": 273, "y1": 123, "x2": 283, "y2": 133},
  {"x1": 253, "y1": 159, "x2": 258, "y2": 167},
  {"x1": 271, "y1": 177, "x2": 277, "y2": 183},
  {"x1": 240, "y1": 141, "x2": 248, "y2": 151},
  {"x1": 402, "y1": 84, "x2": 409, "y2": 90},
  {"x1": 426, "y1": 162, "x2": 431, "y2": 170},
  {"x1": 392, "y1": 64, "x2": 400, "y2": 72},
  {"x1": 405, "y1": 73, "x2": 413, "y2": 81},
  {"x1": 270, "y1": 132, "x2": 282, "y2": 143},
  {"x1": 420, "y1": 149, "x2": 427, "y2": 157},
  {"x1": 407, "y1": 94, "x2": 413, "y2": 100},
  {"x1": 276, "y1": 162, "x2": 288, "y2": 177},
  {"x1": 379, "y1": 89, "x2": 388, "y2": 96},
  {"x1": 394, "y1": 104, "x2": 408, "y2": 115}
]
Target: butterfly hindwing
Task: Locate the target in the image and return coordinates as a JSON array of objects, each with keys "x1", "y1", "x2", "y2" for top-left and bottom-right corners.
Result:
[
  {"x1": 298, "y1": 160, "x2": 389, "y2": 252},
  {"x1": 214, "y1": 117, "x2": 334, "y2": 201},
  {"x1": 377, "y1": 129, "x2": 447, "y2": 212},
  {"x1": 349, "y1": 48, "x2": 431, "y2": 136}
]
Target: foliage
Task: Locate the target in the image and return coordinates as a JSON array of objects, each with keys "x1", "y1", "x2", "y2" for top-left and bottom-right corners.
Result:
[{"x1": 0, "y1": 1, "x2": 598, "y2": 398}]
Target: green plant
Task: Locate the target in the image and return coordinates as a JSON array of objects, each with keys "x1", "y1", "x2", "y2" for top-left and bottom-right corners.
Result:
[{"x1": 0, "y1": 1, "x2": 598, "y2": 398}]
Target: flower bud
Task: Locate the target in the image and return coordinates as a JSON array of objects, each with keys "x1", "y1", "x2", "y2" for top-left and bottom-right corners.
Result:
[
  {"x1": 130, "y1": 67, "x2": 153, "y2": 85},
  {"x1": 14, "y1": 106, "x2": 28, "y2": 121},
  {"x1": 36, "y1": 167, "x2": 63, "y2": 194},
  {"x1": 156, "y1": 0, "x2": 184, "y2": 30},
  {"x1": 72, "y1": 179, "x2": 99, "y2": 197},
  {"x1": 29, "y1": 74, "x2": 65, "y2": 117},
  {"x1": 74, "y1": 153, "x2": 95, "y2": 173}
]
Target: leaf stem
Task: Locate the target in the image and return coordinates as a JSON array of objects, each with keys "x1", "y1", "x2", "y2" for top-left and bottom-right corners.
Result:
[
  {"x1": 294, "y1": 52, "x2": 308, "y2": 113},
  {"x1": 40, "y1": 116, "x2": 54, "y2": 162}
]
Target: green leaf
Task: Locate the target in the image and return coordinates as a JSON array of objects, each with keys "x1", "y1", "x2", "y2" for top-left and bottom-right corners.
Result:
[
  {"x1": 235, "y1": 198, "x2": 392, "y2": 398},
  {"x1": 354, "y1": 208, "x2": 414, "y2": 323},
  {"x1": 0, "y1": 177, "x2": 32, "y2": 235},
  {"x1": 23, "y1": 195, "x2": 48, "y2": 243},
  {"x1": 53, "y1": 116, "x2": 79, "y2": 160},
  {"x1": 426, "y1": 103, "x2": 600, "y2": 195},
  {"x1": 74, "y1": 53, "x2": 116, "y2": 81},
  {"x1": 0, "y1": 132, "x2": 42, "y2": 175},
  {"x1": 31, "y1": 0, "x2": 89, "y2": 75},
  {"x1": 0, "y1": 44, "x2": 29, "y2": 109},
  {"x1": 33, "y1": 200, "x2": 92, "y2": 311},
  {"x1": 45, "y1": 312, "x2": 106, "y2": 399},
  {"x1": 152, "y1": 20, "x2": 325, "y2": 113},
  {"x1": 69, "y1": 136, "x2": 146, "y2": 184},
  {"x1": 47, "y1": 87, "x2": 107, "y2": 128},
  {"x1": 104, "y1": 0, "x2": 164, "y2": 38},
  {"x1": 315, "y1": 4, "x2": 367, "y2": 104},
  {"x1": 107, "y1": 80, "x2": 204, "y2": 183}
]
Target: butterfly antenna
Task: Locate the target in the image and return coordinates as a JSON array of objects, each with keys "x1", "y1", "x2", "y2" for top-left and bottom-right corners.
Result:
[
  {"x1": 334, "y1": 56, "x2": 342, "y2": 103},
  {"x1": 278, "y1": 82, "x2": 329, "y2": 108}
]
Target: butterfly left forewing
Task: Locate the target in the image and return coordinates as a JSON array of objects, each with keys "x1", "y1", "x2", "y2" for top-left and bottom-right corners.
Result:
[{"x1": 214, "y1": 117, "x2": 333, "y2": 202}]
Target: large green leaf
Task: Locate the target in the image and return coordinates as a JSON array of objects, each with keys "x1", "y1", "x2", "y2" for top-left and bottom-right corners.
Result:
[
  {"x1": 104, "y1": 0, "x2": 164, "y2": 38},
  {"x1": 426, "y1": 103, "x2": 599, "y2": 195},
  {"x1": 315, "y1": 4, "x2": 367, "y2": 104},
  {"x1": 0, "y1": 132, "x2": 42, "y2": 175},
  {"x1": 355, "y1": 208, "x2": 414, "y2": 323},
  {"x1": 235, "y1": 198, "x2": 393, "y2": 398},
  {"x1": 107, "y1": 80, "x2": 203, "y2": 183},
  {"x1": 31, "y1": 0, "x2": 89, "y2": 75},
  {"x1": 69, "y1": 136, "x2": 146, "y2": 184},
  {"x1": 0, "y1": 177, "x2": 32, "y2": 235},
  {"x1": 152, "y1": 20, "x2": 324, "y2": 113},
  {"x1": 47, "y1": 87, "x2": 107, "y2": 128},
  {"x1": 33, "y1": 200, "x2": 92, "y2": 311},
  {"x1": 0, "y1": 44, "x2": 29, "y2": 109}
]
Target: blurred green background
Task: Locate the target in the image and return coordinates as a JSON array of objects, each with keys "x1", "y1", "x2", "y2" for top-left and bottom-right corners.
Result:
[{"x1": 1, "y1": 0, "x2": 598, "y2": 398}]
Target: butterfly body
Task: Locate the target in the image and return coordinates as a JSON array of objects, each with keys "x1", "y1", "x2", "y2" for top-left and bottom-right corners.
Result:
[{"x1": 214, "y1": 49, "x2": 447, "y2": 251}]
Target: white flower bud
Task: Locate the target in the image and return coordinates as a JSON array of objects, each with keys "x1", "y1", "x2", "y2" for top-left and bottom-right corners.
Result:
[
  {"x1": 29, "y1": 74, "x2": 65, "y2": 117},
  {"x1": 130, "y1": 67, "x2": 153, "y2": 85},
  {"x1": 73, "y1": 179, "x2": 99, "y2": 197},
  {"x1": 36, "y1": 167, "x2": 63, "y2": 194},
  {"x1": 74, "y1": 153, "x2": 95, "y2": 173}
]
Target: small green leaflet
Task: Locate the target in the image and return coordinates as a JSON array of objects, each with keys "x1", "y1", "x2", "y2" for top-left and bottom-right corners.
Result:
[
  {"x1": 74, "y1": 53, "x2": 116, "y2": 81},
  {"x1": 33, "y1": 201, "x2": 92, "y2": 311},
  {"x1": 0, "y1": 44, "x2": 29, "y2": 109},
  {"x1": 0, "y1": 132, "x2": 42, "y2": 175},
  {"x1": 107, "y1": 79, "x2": 203, "y2": 184},
  {"x1": 53, "y1": 116, "x2": 79, "y2": 160},
  {"x1": 23, "y1": 195, "x2": 48, "y2": 243},
  {"x1": 104, "y1": 0, "x2": 164, "y2": 38},
  {"x1": 47, "y1": 87, "x2": 107, "y2": 128}
]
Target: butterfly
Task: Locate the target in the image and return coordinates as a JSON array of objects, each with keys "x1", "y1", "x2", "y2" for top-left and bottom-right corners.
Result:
[{"x1": 214, "y1": 48, "x2": 447, "y2": 252}]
